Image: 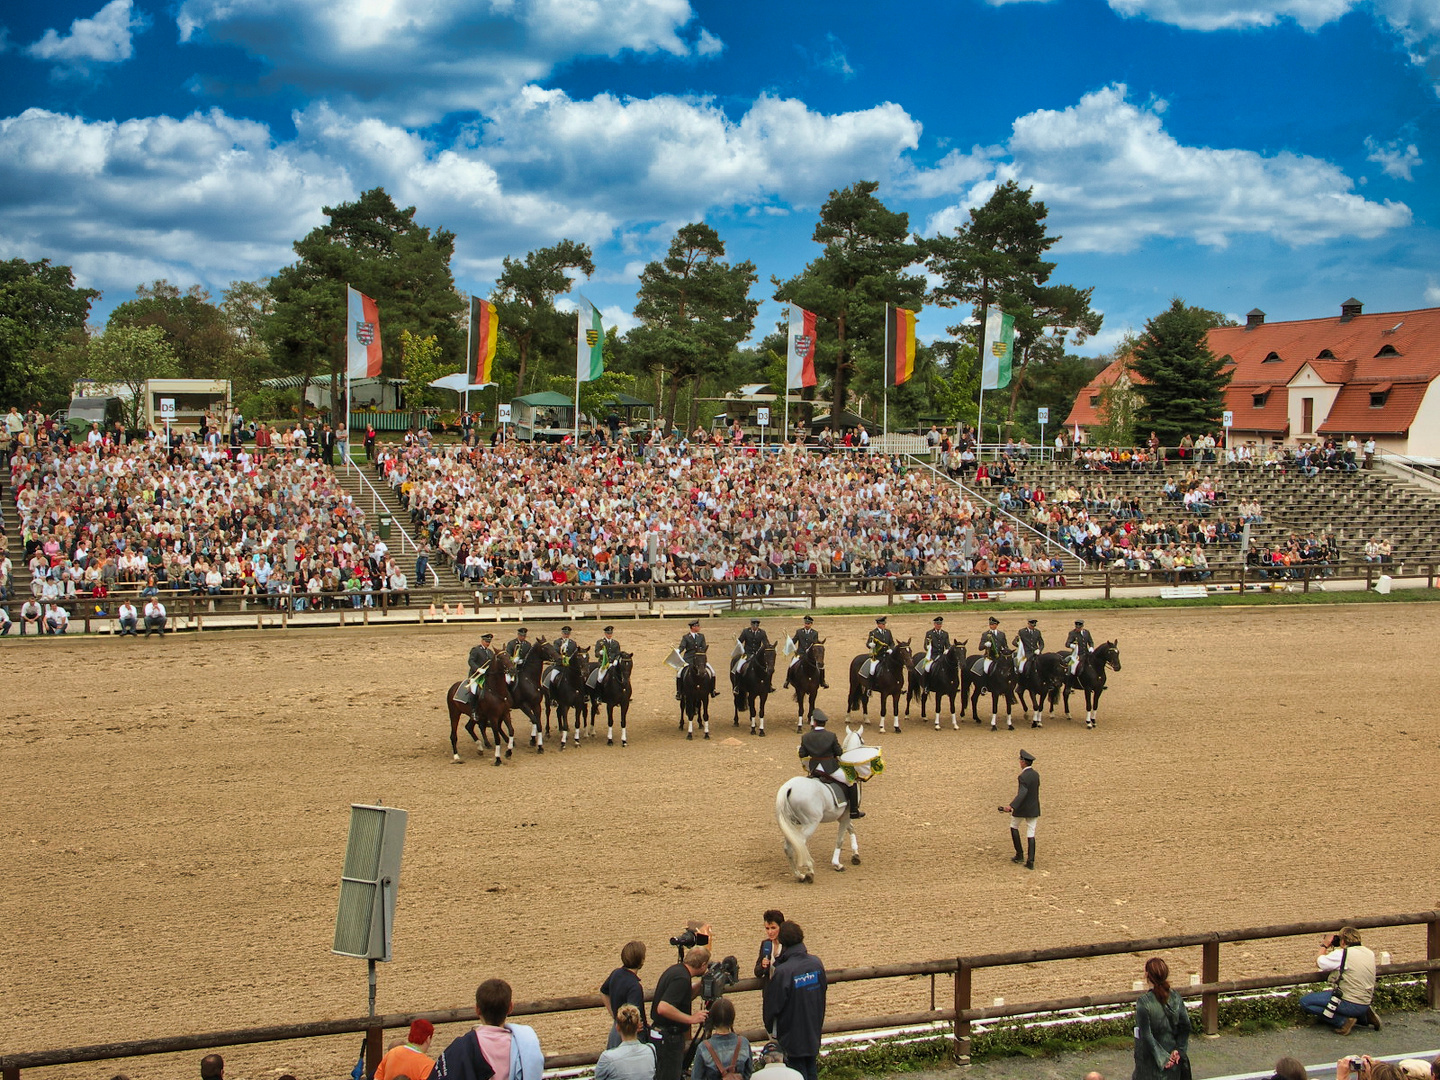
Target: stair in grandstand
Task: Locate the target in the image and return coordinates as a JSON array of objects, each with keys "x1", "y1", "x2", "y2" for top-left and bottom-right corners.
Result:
[
  {"x1": 903, "y1": 454, "x2": 1090, "y2": 584},
  {"x1": 2, "y1": 482, "x2": 30, "y2": 599},
  {"x1": 329, "y1": 459, "x2": 452, "y2": 589},
  {"x1": 1003, "y1": 457, "x2": 1440, "y2": 570}
]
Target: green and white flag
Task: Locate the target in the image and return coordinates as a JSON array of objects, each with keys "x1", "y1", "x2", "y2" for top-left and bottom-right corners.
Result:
[
  {"x1": 577, "y1": 296, "x2": 604, "y2": 382},
  {"x1": 981, "y1": 305, "x2": 1014, "y2": 390}
]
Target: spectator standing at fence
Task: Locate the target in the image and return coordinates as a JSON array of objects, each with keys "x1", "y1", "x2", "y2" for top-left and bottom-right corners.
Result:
[
  {"x1": 762, "y1": 922, "x2": 825, "y2": 1080},
  {"x1": 595, "y1": 1004, "x2": 655, "y2": 1080},
  {"x1": 1132, "y1": 957, "x2": 1189, "y2": 1080},
  {"x1": 652, "y1": 946, "x2": 710, "y2": 1080},
  {"x1": 600, "y1": 940, "x2": 649, "y2": 1049},
  {"x1": 432, "y1": 979, "x2": 544, "y2": 1080},
  {"x1": 376, "y1": 1019, "x2": 436, "y2": 1080},
  {"x1": 1301, "y1": 926, "x2": 1380, "y2": 1034},
  {"x1": 1000, "y1": 750, "x2": 1040, "y2": 869}
]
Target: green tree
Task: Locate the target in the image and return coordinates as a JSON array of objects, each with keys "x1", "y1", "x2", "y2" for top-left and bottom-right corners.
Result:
[
  {"x1": 628, "y1": 223, "x2": 758, "y2": 432},
  {"x1": 492, "y1": 240, "x2": 595, "y2": 396},
  {"x1": 401, "y1": 329, "x2": 460, "y2": 411},
  {"x1": 108, "y1": 281, "x2": 233, "y2": 380},
  {"x1": 1129, "y1": 299, "x2": 1234, "y2": 445},
  {"x1": 268, "y1": 188, "x2": 463, "y2": 421},
  {"x1": 926, "y1": 180, "x2": 1101, "y2": 422},
  {"x1": 88, "y1": 324, "x2": 180, "y2": 430},
  {"x1": 774, "y1": 181, "x2": 923, "y2": 427},
  {"x1": 0, "y1": 258, "x2": 100, "y2": 408}
]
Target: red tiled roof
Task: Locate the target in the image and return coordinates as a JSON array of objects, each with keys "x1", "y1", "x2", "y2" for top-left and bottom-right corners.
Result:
[
  {"x1": 1061, "y1": 357, "x2": 1129, "y2": 429},
  {"x1": 1317, "y1": 381, "x2": 1428, "y2": 435},
  {"x1": 1222, "y1": 385, "x2": 1289, "y2": 435}
]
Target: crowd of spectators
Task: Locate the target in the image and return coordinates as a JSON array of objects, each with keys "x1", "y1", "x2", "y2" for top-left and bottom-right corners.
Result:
[
  {"x1": 5, "y1": 430, "x2": 407, "y2": 631},
  {"x1": 376, "y1": 437, "x2": 1070, "y2": 598}
]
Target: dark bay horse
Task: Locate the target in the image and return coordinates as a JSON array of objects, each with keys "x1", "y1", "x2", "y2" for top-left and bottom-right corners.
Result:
[
  {"x1": 542, "y1": 644, "x2": 590, "y2": 750},
  {"x1": 1062, "y1": 639, "x2": 1121, "y2": 729},
  {"x1": 847, "y1": 640, "x2": 912, "y2": 733},
  {"x1": 446, "y1": 650, "x2": 516, "y2": 765},
  {"x1": 965, "y1": 650, "x2": 1017, "y2": 730},
  {"x1": 509, "y1": 637, "x2": 556, "y2": 753},
  {"x1": 732, "y1": 645, "x2": 775, "y2": 736},
  {"x1": 1016, "y1": 650, "x2": 1068, "y2": 728},
  {"x1": 593, "y1": 652, "x2": 634, "y2": 746},
  {"x1": 915, "y1": 641, "x2": 965, "y2": 730},
  {"x1": 678, "y1": 650, "x2": 715, "y2": 740},
  {"x1": 785, "y1": 641, "x2": 825, "y2": 730}
]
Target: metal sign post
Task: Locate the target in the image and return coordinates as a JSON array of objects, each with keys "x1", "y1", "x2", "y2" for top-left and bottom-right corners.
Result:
[
  {"x1": 1223, "y1": 410, "x2": 1234, "y2": 454},
  {"x1": 1037, "y1": 406, "x2": 1048, "y2": 461},
  {"x1": 498, "y1": 402, "x2": 512, "y2": 441},
  {"x1": 160, "y1": 397, "x2": 175, "y2": 447}
]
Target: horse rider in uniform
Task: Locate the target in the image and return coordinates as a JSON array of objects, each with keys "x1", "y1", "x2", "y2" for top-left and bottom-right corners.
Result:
[
  {"x1": 677, "y1": 618, "x2": 719, "y2": 700},
  {"x1": 784, "y1": 614, "x2": 828, "y2": 689},
  {"x1": 546, "y1": 624, "x2": 579, "y2": 690},
  {"x1": 464, "y1": 632, "x2": 496, "y2": 695},
  {"x1": 589, "y1": 625, "x2": 622, "y2": 689},
  {"x1": 799, "y1": 711, "x2": 863, "y2": 819},
  {"x1": 735, "y1": 617, "x2": 775, "y2": 692},
  {"x1": 504, "y1": 626, "x2": 532, "y2": 683},
  {"x1": 861, "y1": 615, "x2": 894, "y2": 680},
  {"x1": 1065, "y1": 619, "x2": 1094, "y2": 675},
  {"x1": 918, "y1": 615, "x2": 950, "y2": 674},
  {"x1": 977, "y1": 616, "x2": 1009, "y2": 674},
  {"x1": 1014, "y1": 617, "x2": 1043, "y2": 673}
]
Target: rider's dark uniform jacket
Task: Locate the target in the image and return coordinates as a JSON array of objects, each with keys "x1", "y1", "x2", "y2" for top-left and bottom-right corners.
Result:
[
  {"x1": 680, "y1": 630, "x2": 707, "y2": 662},
  {"x1": 798, "y1": 728, "x2": 842, "y2": 777},
  {"x1": 866, "y1": 627, "x2": 894, "y2": 655},
  {"x1": 556, "y1": 636, "x2": 579, "y2": 661},
  {"x1": 923, "y1": 628, "x2": 950, "y2": 655},
  {"x1": 505, "y1": 637, "x2": 532, "y2": 663},
  {"x1": 1015, "y1": 626, "x2": 1044, "y2": 654},
  {"x1": 595, "y1": 637, "x2": 622, "y2": 664},
  {"x1": 739, "y1": 626, "x2": 771, "y2": 656},
  {"x1": 979, "y1": 628, "x2": 1008, "y2": 658},
  {"x1": 792, "y1": 626, "x2": 820, "y2": 651},
  {"x1": 1065, "y1": 627, "x2": 1094, "y2": 652},
  {"x1": 467, "y1": 643, "x2": 494, "y2": 672},
  {"x1": 763, "y1": 943, "x2": 827, "y2": 1058}
]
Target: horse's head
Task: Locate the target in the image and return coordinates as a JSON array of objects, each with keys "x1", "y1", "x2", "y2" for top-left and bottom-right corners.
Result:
[
  {"x1": 1100, "y1": 639, "x2": 1121, "y2": 670},
  {"x1": 810, "y1": 643, "x2": 825, "y2": 666},
  {"x1": 995, "y1": 650, "x2": 1016, "y2": 678},
  {"x1": 491, "y1": 650, "x2": 516, "y2": 674},
  {"x1": 535, "y1": 640, "x2": 561, "y2": 663}
]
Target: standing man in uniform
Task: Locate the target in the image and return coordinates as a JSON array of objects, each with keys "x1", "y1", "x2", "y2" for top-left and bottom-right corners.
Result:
[
  {"x1": 799, "y1": 711, "x2": 861, "y2": 818},
  {"x1": 1065, "y1": 619, "x2": 1094, "y2": 674},
  {"x1": 977, "y1": 616, "x2": 1007, "y2": 673},
  {"x1": 918, "y1": 615, "x2": 950, "y2": 674},
  {"x1": 999, "y1": 749, "x2": 1040, "y2": 869},
  {"x1": 861, "y1": 615, "x2": 894, "y2": 680},
  {"x1": 736, "y1": 617, "x2": 775, "y2": 692},
  {"x1": 1014, "y1": 617, "x2": 1044, "y2": 673},
  {"x1": 677, "y1": 618, "x2": 717, "y2": 699},
  {"x1": 785, "y1": 614, "x2": 828, "y2": 689},
  {"x1": 589, "y1": 625, "x2": 622, "y2": 689},
  {"x1": 763, "y1": 921, "x2": 827, "y2": 1080}
]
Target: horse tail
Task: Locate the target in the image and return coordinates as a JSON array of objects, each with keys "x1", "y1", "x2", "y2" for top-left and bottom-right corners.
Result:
[{"x1": 775, "y1": 780, "x2": 812, "y2": 860}]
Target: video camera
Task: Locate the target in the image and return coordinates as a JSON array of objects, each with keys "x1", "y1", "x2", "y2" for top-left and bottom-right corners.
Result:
[
  {"x1": 669, "y1": 923, "x2": 712, "y2": 963},
  {"x1": 701, "y1": 955, "x2": 740, "y2": 1004}
]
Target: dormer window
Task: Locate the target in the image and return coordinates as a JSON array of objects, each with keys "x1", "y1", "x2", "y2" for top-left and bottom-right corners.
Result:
[
  {"x1": 1375, "y1": 345, "x2": 1400, "y2": 358},
  {"x1": 1252, "y1": 392, "x2": 1269, "y2": 408},
  {"x1": 1089, "y1": 395, "x2": 1100, "y2": 407},
  {"x1": 1370, "y1": 391, "x2": 1389, "y2": 408},
  {"x1": 1316, "y1": 349, "x2": 1336, "y2": 359},
  {"x1": 1262, "y1": 351, "x2": 1282, "y2": 363}
]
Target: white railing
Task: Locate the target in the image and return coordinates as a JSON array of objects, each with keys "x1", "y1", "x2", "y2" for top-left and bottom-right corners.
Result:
[{"x1": 346, "y1": 460, "x2": 442, "y2": 586}]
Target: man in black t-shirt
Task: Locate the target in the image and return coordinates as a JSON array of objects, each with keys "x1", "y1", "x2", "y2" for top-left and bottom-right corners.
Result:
[{"x1": 651, "y1": 946, "x2": 710, "y2": 1080}]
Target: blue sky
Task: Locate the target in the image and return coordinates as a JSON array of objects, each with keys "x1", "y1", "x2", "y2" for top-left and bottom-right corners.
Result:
[{"x1": 1, "y1": 0, "x2": 1436, "y2": 355}]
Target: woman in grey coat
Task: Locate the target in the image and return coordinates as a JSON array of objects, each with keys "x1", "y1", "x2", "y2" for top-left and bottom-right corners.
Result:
[{"x1": 1133, "y1": 957, "x2": 1190, "y2": 1080}]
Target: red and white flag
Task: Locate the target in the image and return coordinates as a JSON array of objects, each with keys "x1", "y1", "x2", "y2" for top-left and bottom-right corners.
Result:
[
  {"x1": 347, "y1": 286, "x2": 383, "y2": 379},
  {"x1": 786, "y1": 306, "x2": 817, "y2": 389}
]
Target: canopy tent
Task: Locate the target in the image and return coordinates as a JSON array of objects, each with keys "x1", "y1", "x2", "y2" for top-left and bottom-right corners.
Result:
[
  {"x1": 809, "y1": 410, "x2": 871, "y2": 431},
  {"x1": 513, "y1": 391, "x2": 575, "y2": 407},
  {"x1": 429, "y1": 372, "x2": 494, "y2": 393}
]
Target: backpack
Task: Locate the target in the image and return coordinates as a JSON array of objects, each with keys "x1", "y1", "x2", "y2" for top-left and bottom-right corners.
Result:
[{"x1": 704, "y1": 1038, "x2": 745, "y2": 1080}]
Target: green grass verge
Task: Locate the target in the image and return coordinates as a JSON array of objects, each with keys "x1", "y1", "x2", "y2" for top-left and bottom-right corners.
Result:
[{"x1": 816, "y1": 979, "x2": 1430, "y2": 1077}]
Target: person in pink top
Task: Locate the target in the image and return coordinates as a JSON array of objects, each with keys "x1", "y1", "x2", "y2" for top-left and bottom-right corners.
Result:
[{"x1": 432, "y1": 979, "x2": 544, "y2": 1080}]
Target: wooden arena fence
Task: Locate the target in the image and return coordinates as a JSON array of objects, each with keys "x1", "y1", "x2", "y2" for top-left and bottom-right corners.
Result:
[{"x1": 3, "y1": 911, "x2": 1437, "y2": 1080}]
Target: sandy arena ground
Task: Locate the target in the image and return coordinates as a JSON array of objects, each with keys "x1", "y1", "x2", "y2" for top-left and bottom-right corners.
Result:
[{"x1": 2, "y1": 604, "x2": 1438, "y2": 1080}]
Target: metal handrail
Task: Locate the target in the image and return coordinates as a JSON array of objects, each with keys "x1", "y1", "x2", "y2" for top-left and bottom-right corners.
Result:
[{"x1": 346, "y1": 458, "x2": 441, "y2": 586}]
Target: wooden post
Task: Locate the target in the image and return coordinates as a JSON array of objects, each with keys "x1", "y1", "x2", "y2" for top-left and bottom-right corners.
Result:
[
  {"x1": 953, "y1": 961, "x2": 972, "y2": 1064},
  {"x1": 810, "y1": 576, "x2": 818, "y2": 610},
  {"x1": 1366, "y1": 564, "x2": 1373, "y2": 592},
  {"x1": 1202, "y1": 938, "x2": 1220, "y2": 1035},
  {"x1": 1104, "y1": 570, "x2": 1112, "y2": 600},
  {"x1": 729, "y1": 581, "x2": 737, "y2": 613},
  {"x1": 4, "y1": 1063, "x2": 20, "y2": 1080},
  {"x1": 365, "y1": 1025, "x2": 383, "y2": 1079},
  {"x1": 1427, "y1": 913, "x2": 1440, "y2": 1009}
]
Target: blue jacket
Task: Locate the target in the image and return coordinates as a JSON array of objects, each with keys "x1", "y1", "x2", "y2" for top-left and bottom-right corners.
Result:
[{"x1": 762, "y1": 943, "x2": 826, "y2": 1057}]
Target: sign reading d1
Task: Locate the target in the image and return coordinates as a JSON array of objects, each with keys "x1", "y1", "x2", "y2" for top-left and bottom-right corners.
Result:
[
  {"x1": 1222, "y1": 411, "x2": 1234, "y2": 428},
  {"x1": 756, "y1": 407, "x2": 771, "y2": 427}
]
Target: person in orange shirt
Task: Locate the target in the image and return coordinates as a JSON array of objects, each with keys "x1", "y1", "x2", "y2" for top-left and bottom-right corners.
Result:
[{"x1": 376, "y1": 1019, "x2": 436, "y2": 1080}]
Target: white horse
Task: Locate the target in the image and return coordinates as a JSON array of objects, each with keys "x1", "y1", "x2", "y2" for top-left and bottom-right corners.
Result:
[{"x1": 775, "y1": 724, "x2": 865, "y2": 882}]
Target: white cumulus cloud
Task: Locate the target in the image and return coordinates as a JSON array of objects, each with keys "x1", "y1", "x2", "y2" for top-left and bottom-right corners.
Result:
[
  {"x1": 925, "y1": 85, "x2": 1412, "y2": 252},
  {"x1": 1106, "y1": 0, "x2": 1357, "y2": 30},
  {"x1": 26, "y1": 0, "x2": 148, "y2": 66},
  {"x1": 174, "y1": 0, "x2": 721, "y2": 124},
  {"x1": 1366, "y1": 134, "x2": 1423, "y2": 178}
]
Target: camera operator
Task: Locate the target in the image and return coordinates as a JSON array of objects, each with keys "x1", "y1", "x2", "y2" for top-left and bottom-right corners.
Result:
[
  {"x1": 1301, "y1": 927, "x2": 1381, "y2": 1035},
  {"x1": 653, "y1": 945, "x2": 711, "y2": 1080}
]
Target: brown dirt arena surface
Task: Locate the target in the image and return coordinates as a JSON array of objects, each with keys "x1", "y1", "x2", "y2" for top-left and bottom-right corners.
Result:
[{"x1": 2, "y1": 604, "x2": 1438, "y2": 1080}]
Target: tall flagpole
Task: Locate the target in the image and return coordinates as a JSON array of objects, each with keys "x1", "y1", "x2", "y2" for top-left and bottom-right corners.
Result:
[
  {"x1": 573, "y1": 303, "x2": 582, "y2": 446},
  {"x1": 976, "y1": 304, "x2": 988, "y2": 463},
  {"x1": 784, "y1": 306, "x2": 791, "y2": 448},
  {"x1": 464, "y1": 296, "x2": 473, "y2": 429},
  {"x1": 882, "y1": 305, "x2": 891, "y2": 445},
  {"x1": 344, "y1": 283, "x2": 351, "y2": 474}
]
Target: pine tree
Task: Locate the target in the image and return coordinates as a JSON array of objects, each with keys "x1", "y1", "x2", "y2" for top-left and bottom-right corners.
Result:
[{"x1": 1128, "y1": 299, "x2": 1233, "y2": 445}]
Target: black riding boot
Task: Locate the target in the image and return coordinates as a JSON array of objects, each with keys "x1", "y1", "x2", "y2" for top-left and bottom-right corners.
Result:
[
  {"x1": 847, "y1": 784, "x2": 865, "y2": 819},
  {"x1": 675, "y1": 678, "x2": 682, "y2": 702},
  {"x1": 1010, "y1": 828, "x2": 1025, "y2": 863},
  {"x1": 1025, "y1": 837, "x2": 1036, "y2": 870},
  {"x1": 820, "y1": 667, "x2": 830, "y2": 689}
]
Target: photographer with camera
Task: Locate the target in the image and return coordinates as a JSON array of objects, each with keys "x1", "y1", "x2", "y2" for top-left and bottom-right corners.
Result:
[
  {"x1": 690, "y1": 998, "x2": 753, "y2": 1080},
  {"x1": 1339, "y1": 1056, "x2": 1404, "y2": 1080},
  {"x1": 762, "y1": 922, "x2": 826, "y2": 1080},
  {"x1": 1301, "y1": 927, "x2": 1381, "y2": 1035},
  {"x1": 653, "y1": 942, "x2": 711, "y2": 1080}
]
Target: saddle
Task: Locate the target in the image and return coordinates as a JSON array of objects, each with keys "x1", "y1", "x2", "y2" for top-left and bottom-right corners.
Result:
[{"x1": 812, "y1": 770, "x2": 848, "y2": 800}]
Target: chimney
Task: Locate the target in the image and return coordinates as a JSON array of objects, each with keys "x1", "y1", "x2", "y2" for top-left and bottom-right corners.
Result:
[
  {"x1": 1340, "y1": 297, "x2": 1363, "y2": 323},
  {"x1": 1245, "y1": 308, "x2": 1265, "y2": 330}
]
